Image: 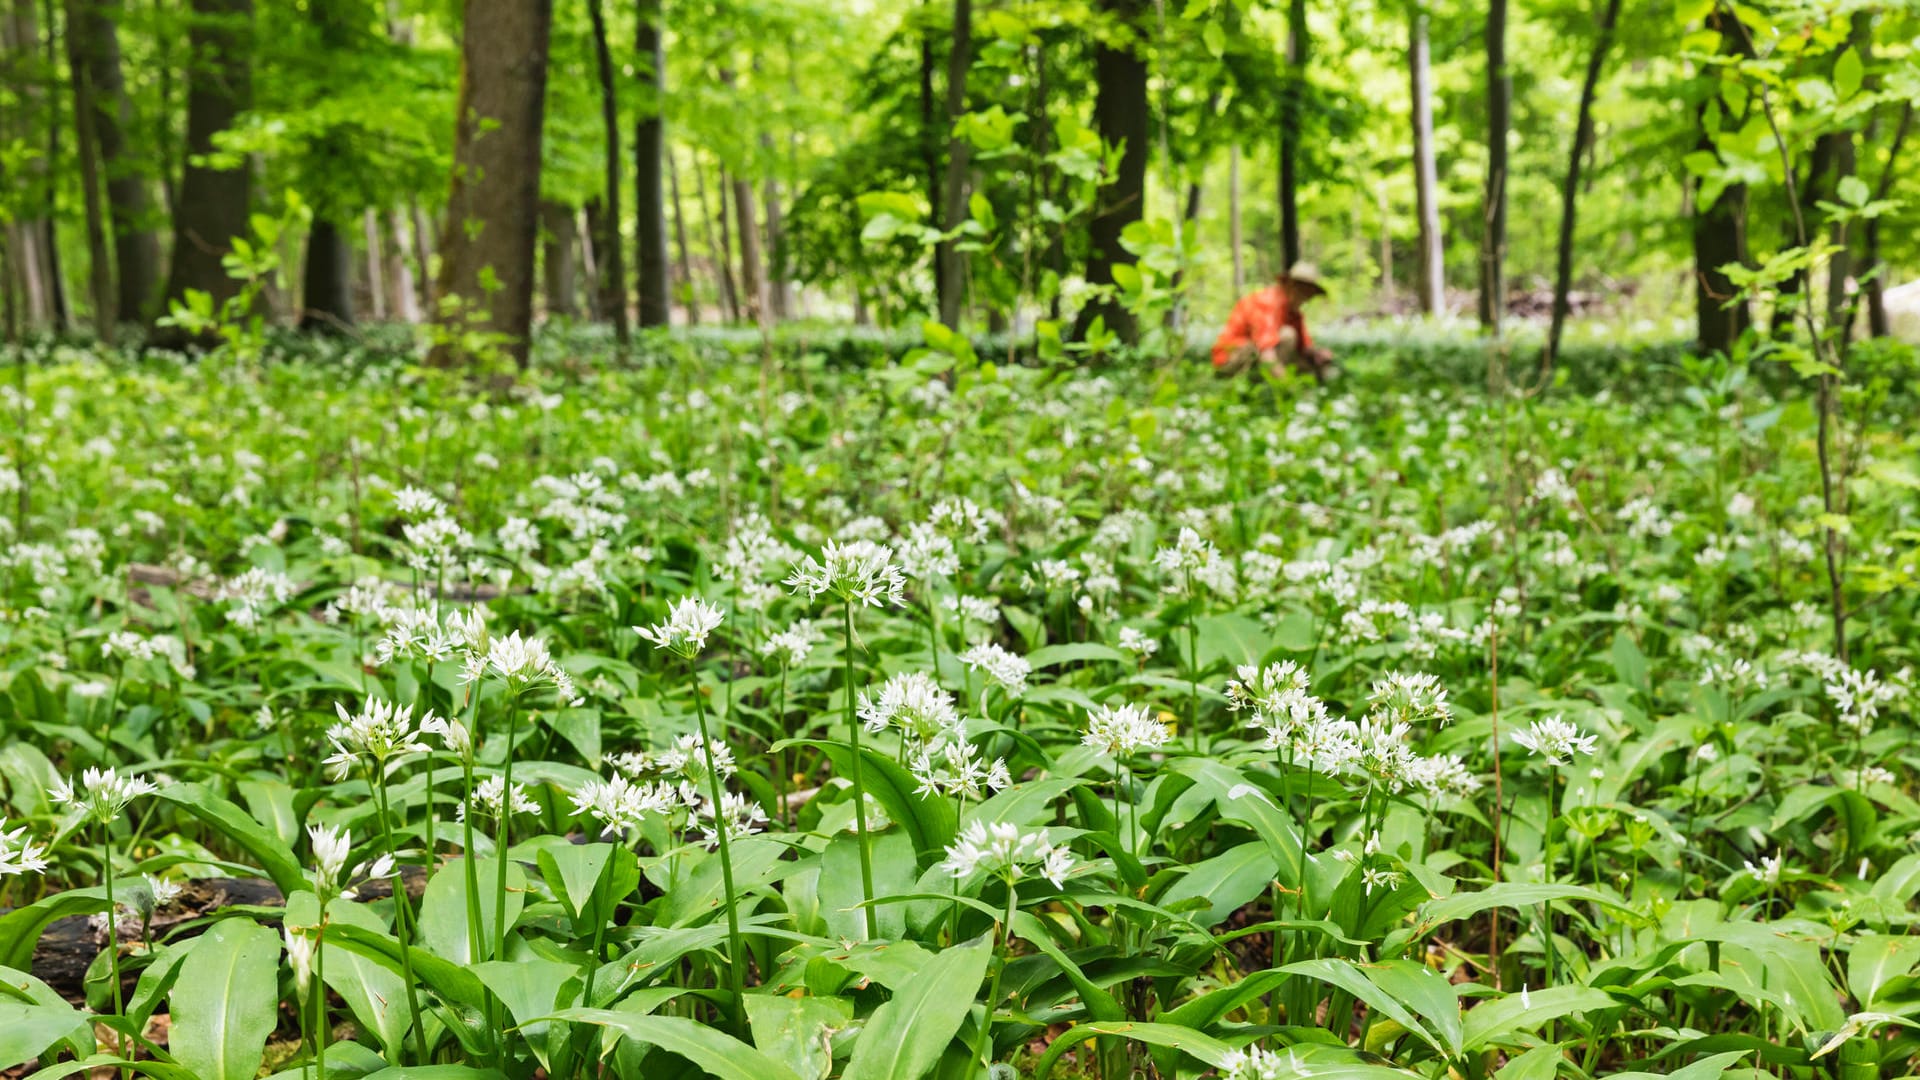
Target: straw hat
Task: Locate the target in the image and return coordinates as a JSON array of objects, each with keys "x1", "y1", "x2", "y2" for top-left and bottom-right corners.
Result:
[{"x1": 1278, "y1": 261, "x2": 1328, "y2": 299}]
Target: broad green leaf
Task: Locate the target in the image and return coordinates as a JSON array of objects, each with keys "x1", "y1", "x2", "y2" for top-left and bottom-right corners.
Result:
[
  {"x1": 0, "y1": 1001, "x2": 92, "y2": 1071},
  {"x1": 841, "y1": 933, "x2": 991, "y2": 1080},
  {"x1": 783, "y1": 739, "x2": 957, "y2": 858},
  {"x1": 1279, "y1": 958, "x2": 1450, "y2": 1057},
  {"x1": 547, "y1": 1008, "x2": 804, "y2": 1080},
  {"x1": 1161, "y1": 841, "x2": 1276, "y2": 928},
  {"x1": 169, "y1": 918, "x2": 281, "y2": 1080},
  {"x1": 154, "y1": 783, "x2": 307, "y2": 895},
  {"x1": 1609, "y1": 1049, "x2": 1752, "y2": 1080},
  {"x1": 745, "y1": 994, "x2": 854, "y2": 1080},
  {"x1": 419, "y1": 857, "x2": 525, "y2": 964},
  {"x1": 1418, "y1": 883, "x2": 1635, "y2": 930},
  {"x1": 1849, "y1": 934, "x2": 1920, "y2": 1007},
  {"x1": 0, "y1": 888, "x2": 110, "y2": 971},
  {"x1": 1034, "y1": 1021, "x2": 1235, "y2": 1078},
  {"x1": 1463, "y1": 986, "x2": 1619, "y2": 1050}
]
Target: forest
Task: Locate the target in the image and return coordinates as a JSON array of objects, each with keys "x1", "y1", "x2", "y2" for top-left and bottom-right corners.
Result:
[{"x1": 0, "y1": 2, "x2": 1917, "y2": 1080}]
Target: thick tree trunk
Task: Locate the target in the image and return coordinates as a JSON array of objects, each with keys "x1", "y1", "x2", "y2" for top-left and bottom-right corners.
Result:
[
  {"x1": 584, "y1": 0, "x2": 627, "y2": 341},
  {"x1": 762, "y1": 171, "x2": 791, "y2": 321},
  {"x1": 1071, "y1": 0, "x2": 1149, "y2": 344},
  {"x1": 540, "y1": 200, "x2": 577, "y2": 320},
  {"x1": 385, "y1": 210, "x2": 419, "y2": 322},
  {"x1": 362, "y1": 210, "x2": 386, "y2": 321},
  {"x1": 5, "y1": 0, "x2": 57, "y2": 328},
  {"x1": 429, "y1": 0, "x2": 552, "y2": 367},
  {"x1": 582, "y1": 195, "x2": 611, "y2": 322},
  {"x1": 64, "y1": 0, "x2": 115, "y2": 341},
  {"x1": 1544, "y1": 0, "x2": 1623, "y2": 367},
  {"x1": 1410, "y1": 9, "x2": 1443, "y2": 317},
  {"x1": 667, "y1": 147, "x2": 698, "y2": 325},
  {"x1": 935, "y1": 0, "x2": 971, "y2": 326},
  {"x1": 1478, "y1": 0, "x2": 1509, "y2": 332},
  {"x1": 154, "y1": 0, "x2": 254, "y2": 345},
  {"x1": 1277, "y1": 0, "x2": 1306, "y2": 269},
  {"x1": 633, "y1": 0, "x2": 670, "y2": 328},
  {"x1": 730, "y1": 168, "x2": 767, "y2": 324},
  {"x1": 299, "y1": 219, "x2": 355, "y2": 332},
  {"x1": 699, "y1": 154, "x2": 739, "y2": 322},
  {"x1": 1229, "y1": 144, "x2": 1243, "y2": 295},
  {"x1": 1692, "y1": 9, "x2": 1751, "y2": 355},
  {"x1": 920, "y1": 14, "x2": 943, "y2": 311},
  {"x1": 1864, "y1": 103, "x2": 1911, "y2": 338},
  {"x1": 71, "y1": 0, "x2": 161, "y2": 322}
]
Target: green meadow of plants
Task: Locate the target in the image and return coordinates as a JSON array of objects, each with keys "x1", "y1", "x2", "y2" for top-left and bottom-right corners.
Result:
[{"x1": 0, "y1": 332, "x2": 1915, "y2": 1080}]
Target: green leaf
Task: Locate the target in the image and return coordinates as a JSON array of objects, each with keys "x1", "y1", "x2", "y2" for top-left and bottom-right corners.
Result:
[
  {"x1": 1034, "y1": 1021, "x2": 1235, "y2": 1078},
  {"x1": 290, "y1": 891, "x2": 409, "y2": 1061},
  {"x1": 745, "y1": 994, "x2": 854, "y2": 1080},
  {"x1": 783, "y1": 739, "x2": 957, "y2": 859},
  {"x1": 1849, "y1": 935, "x2": 1920, "y2": 1007},
  {"x1": 1418, "y1": 883, "x2": 1635, "y2": 930},
  {"x1": 1279, "y1": 958, "x2": 1453, "y2": 1057},
  {"x1": 0, "y1": 1001, "x2": 92, "y2": 1071},
  {"x1": 1837, "y1": 175, "x2": 1869, "y2": 209},
  {"x1": 0, "y1": 887, "x2": 110, "y2": 971},
  {"x1": 1194, "y1": 613, "x2": 1272, "y2": 671},
  {"x1": 841, "y1": 933, "x2": 991, "y2": 1080},
  {"x1": 168, "y1": 918, "x2": 281, "y2": 1080},
  {"x1": 419, "y1": 857, "x2": 525, "y2": 965},
  {"x1": 1462, "y1": 986, "x2": 1619, "y2": 1050},
  {"x1": 1834, "y1": 48, "x2": 1863, "y2": 100},
  {"x1": 154, "y1": 783, "x2": 307, "y2": 895},
  {"x1": 361, "y1": 1068, "x2": 508, "y2": 1080},
  {"x1": 1024, "y1": 643, "x2": 1126, "y2": 669},
  {"x1": 1609, "y1": 1049, "x2": 1751, "y2": 1080},
  {"x1": 1161, "y1": 841, "x2": 1276, "y2": 928},
  {"x1": 547, "y1": 1008, "x2": 804, "y2": 1080}
]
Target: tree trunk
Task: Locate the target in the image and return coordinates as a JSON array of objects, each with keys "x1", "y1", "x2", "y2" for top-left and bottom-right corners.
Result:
[
  {"x1": 633, "y1": 0, "x2": 670, "y2": 328},
  {"x1": 154, "y1": 0, "x2": 254, "y2": 345},
  {"x1": 935, "y1": 0, "x2": 971, "y2": 326},
  {"x1": 1821, "y1": 11, "x2": 1869, "y2": 330},
  {"x1": 429, "y1": 0, "x2": 552, "y2": 367},
  {"x1": 1543, "y1": 0, "x2": 1623, "y2": 367},
  {"x1": 582, "y1": 195, "x2": 610, "y2": 321},
  {"x1": 1277, "y1": 0, "x2": 1307, "y2": 269},
  {"x1": 1410, "y1": 8, "x2": 1443, "y2": 317},
  {"x1": 730, "y1": 167, "x2": 767, "y2": 324},
  {"x1": 1478, "y1": 0, "x2": 1509, "y2": 332},
  {"x1": 5, "y1": 0, "x2": 57, "y2": 329},
  {"x1": 385, "y1": 209, "x2": 419, "y2": 322},
  {"x1": 1071, "y1": 0, "x2": 1149, "y2": 344},
  {"x1": 1378, "y1": 182, "x2": 1394, "y2": 298},
  {"x1": 1691, "y1": 8, "x2": 1750, "y2": 355},
  {"x1": 920, "y1": 12, "x2": 943, "y2": 311},
  {"x1": 362, "y1": 210, "x2": 386, "y2": 321},
  {"x1": 540, "y1": 200, "x2": 576, "y2": 320},
  {"x1": 699, "y1": 154, "x2": 739, "y2": 322},
  {"x1": 1229, "y1": 144, "x2": 1243, "y2": 295},
  {"x1": 575, "y1": 202, "x2": 599, "y2": 317},
  {"x1": 64, "y1": 0, "x2": 115, "y2": 341},
  {"x1": 1864, "y1": 103, "x2": 1911, "y2": 338},
  {"x1": 667, "y1": 145, "x2": 698, "y2": 325},
  {"x1": 584, "y1": 0, "x2": 628, "y2": 341},
  {"x1": 299, "y1": 219, "x2": 355, "y2": 332},
  {"x1": 71, "y1": 0, "x2": 161, "y2": 322},
  {"x1": 762, "y1": 172, "x2": 790, "y2": 322}
]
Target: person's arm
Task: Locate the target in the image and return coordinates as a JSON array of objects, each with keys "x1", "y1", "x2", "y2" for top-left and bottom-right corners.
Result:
[{"x1": 1212, "y1": 297, "x2": 1255, "y2": 367}]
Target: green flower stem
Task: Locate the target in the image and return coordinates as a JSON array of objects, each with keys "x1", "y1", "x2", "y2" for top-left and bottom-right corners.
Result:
[
  {"x1": 972, "y1": 880, "x2": 1020, "y2": 1074},
  {"x1": 689, "y1": 664, "x2": 748, "y2": 1036},
  {"x1": 843, "y1": 601, "x2": 878, "y2": 939},
  {"x1": 493, "y1": 697, "x2": 520, "y2": 964},
  {"x1": 313, "y1": 915, "x2": 328, "y2": 1080},
  {"x1": 101, "y1": 834, "x2": 128, "y2": 1080},
  {"x1": 372, "y1": 772, "x2": 430, "y2": 1065}
]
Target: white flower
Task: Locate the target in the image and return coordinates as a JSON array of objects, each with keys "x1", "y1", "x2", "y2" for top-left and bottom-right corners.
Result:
[
  {"x1": 308, "y1": 823, "x2": 352, "y2": 888},
  {"x1": 420, "y1": 713, "x2": 472, "y2": 756},
  {"x1": 392, "y1": 486, "x2": 444, "y2": 518},
  {"x1": 784, "y1": 539, "x2": 908, "y2": 608},
  {"x1": 658, "y1": 732, "x2": 738, "y2": 787},
  {"x1": 570, "y1": 774, "x2": 677, "y2": 834},
  {"x1": 1366, "y1": 671, "x2": 1453, "y2": 727},
  {"x1": 896, "y1": 522, "x2": 959, "y2": 581},
  {"x1": 1117, "y1": 627, "x2": 1158, "y2": 657},
  {"x1": 1512, "y1": 715, "x2": 1599, "y2": 766},
  {"x1": 1153, "y1": 526, "x2": 1215, "y2": 577},
  {"x1": 1081, "y1": 702, "x2": 1169, "y2": 758},
  {"x1": 761, "y1": 621, "x2": 818, "y2": 667},
  {"x1": 0, "y1": 820, "x2": 50, "y2": 876},
  {"x1": 324, "y1": 698, "x2": 434, "y2": 780},
  {"x1": 482, "y1": 631, "x2": 579, "y2": 703},
  {"x1": 51, "y1": 767, "x2": 158, "y2": 824},
  {"x1": 460, "y1": 776, "x2": 539, "y2": 821},
  {"x1": 961, "y1": 643, "x2": 1030, "y2": 696},
  {"x1": 1743, "y1": 851, "x2": 1785, "y2": 885},
  {"x1": 941, "y1": 821, "x2": 1074, "y2": 888},
  {"x1": 909, "y1": 733, "x2": 1011, "y2": 800},
  {"x1": 1220, "y1": 1046, "x2": 1298, "y2": 1080},
  {"x1": 858, "y1": 672, "x2": 962, "y2": 743},
  {"x1": 636, "y1": 596, "x2": 725, "y2": 657},
  {"x1": 694, "y1": 791, "x2": 769, "y2": 848}
]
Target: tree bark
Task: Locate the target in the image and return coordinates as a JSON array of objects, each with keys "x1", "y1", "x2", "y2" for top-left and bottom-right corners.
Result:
[
  {"x1": 1478, "y1": 0, "x2": 1509, "y2": 332},
  {"x1": 699, "y1": 154, "x2": 739, "y2": 322},
  {"x1": 64, "y1": 0, "x2": 115, "y2": 341},
  {"x1": 1864, "y1": 103, "x2": 1911, "y2": 338},
  {"x1": 667, "y1": 146, "x2": 697, "y2": 324},
  {"x1": 154, "y1": 0, "x2": 254, "y2": 345},
  {"x1": 71, "y1": 0, "x2": 162, "y2": 322},
  {"x1": 1410, "y1": 8, "x2": 1443, "y2": 317},
  {"x1": 1277, "y1": 0, "x2": 1307, "y2": 269},
  {"x1": 730, "y1": 167, "x2": 767, "y2": 324},
  {"x1": 762, "y1": 171, "x2": 791, "y2": 321},
  {"x1": 919, "y1": 11, "x2": 943, "y2": 311},
  {"x1": 429, "y1": 0, "x2": 552, "y2": 367},
  {"x1": 1229, "y1": 144, "x2": 1243, "y2": 295},
  {"x1": 934, "y1": 0, "x2": 971, "y2": 326},
  {"x1": 362, "y1": 210, "x2": 386, "y2": 321},
  {"x1": 584, "y1": 0, "x2": 628, "y2": 341},
  {"x1": 1692, "y1": 8, "x2": 1751, "y2": 355},
  {"x1": 582, "y1": 194, "x2": 610, "y2": 321},
  {"x1": 1821, "y1": 11, "x2": 1869, "y2": 330},
  {"x1": 299, "y1": 219, "x2": 355, "y2": 332},
  {"x1": 5, "y1": 0, "x2": 57, "y2": 328},
  {"x1": 1543, "y1": 0, "x2": 1624, "y2": 367},
  {"x1": 633, "y1": 0, "x2": 670, "y2": 328},
  {"x1": 1071, "y1": 0, "x2": 1149, "y2": 344},
  {"x1": 385, "y1": 209, "x2": 419, "y2": 322},
  {"x1": 540, "y1": 200, "x2": 576, "y2": 319}
]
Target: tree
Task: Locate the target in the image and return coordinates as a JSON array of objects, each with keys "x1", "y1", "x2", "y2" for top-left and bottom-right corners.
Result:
[
  {"x1": 935, "y1": 0, "x2": 971, "y2": 327},
  {"x1": 63, "y1": 0, "x2": 115, "y2": 340},
  {"x1": 1543, "y1": 0, "x2": 1625, "y2": 369},
  {"x1": 298, "y1": 0, "x2": 357, "y2": 332},
  {"x1": 69, "y1": 0, "x2": 161, "y2": 323},
  {"x1": 1073, "y1": 0, "x2": 1149, "y2": 344},
  {"x1": 1478, "y1": 0, "x2": 1508, "y2": 332},
  {"x1": 634, "y1": 0, "x2": 669, "y2": 328},
  {"x1": 1409, "y1": 4, "x2": 1442, "y2": 317},
  {"x1": 585, "y1": 0, "x2": 627, "y2": 341},
  {"x1": 430, "y1": 0, "x2": 554, "y2": 367},
  {"x1": 155, "y1": 0, "x2": 255, "y2": 344},
  {"x1": 1277, "y1": 0, "x2": 1306, "y2": 269},
  {"x1": 1691, "y1": 8, "x2": 1751, "y2": 356}
]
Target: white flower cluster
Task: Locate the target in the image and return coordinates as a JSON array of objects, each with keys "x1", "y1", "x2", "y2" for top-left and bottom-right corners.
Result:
[
  {"x1": 941, "y1": 821, "x2": 1073, "y2": 888},
  {"x1": 1512, "y1": 715, "x2": 1599, "y2": 765},
  {"x1": 961, "y1": 642, "x2": 1030, "y2": 696},
  {"x1": 785, "y1": 539, "x2": 908, "y2": 608},
  {"x1": 1082, "y1": 702, "x2": 1169, "y2": 759},
  {"x1": 636, "y1": 595, "x2": 725, "y2": 657},
  {"x1": 860, "y1": 672, "x2": 1010, "y2": 799},
  {"x1": 52, "y1": 767, "x2": 159, "y2": 825},
  {"x1": 324, "y1": 698, "x2": 434, "y2": 780}
]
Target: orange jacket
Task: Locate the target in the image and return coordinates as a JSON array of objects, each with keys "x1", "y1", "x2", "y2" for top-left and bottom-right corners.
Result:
[{"x1": 1211, "y1": 286, "x2": 1312, "y2": 368}]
